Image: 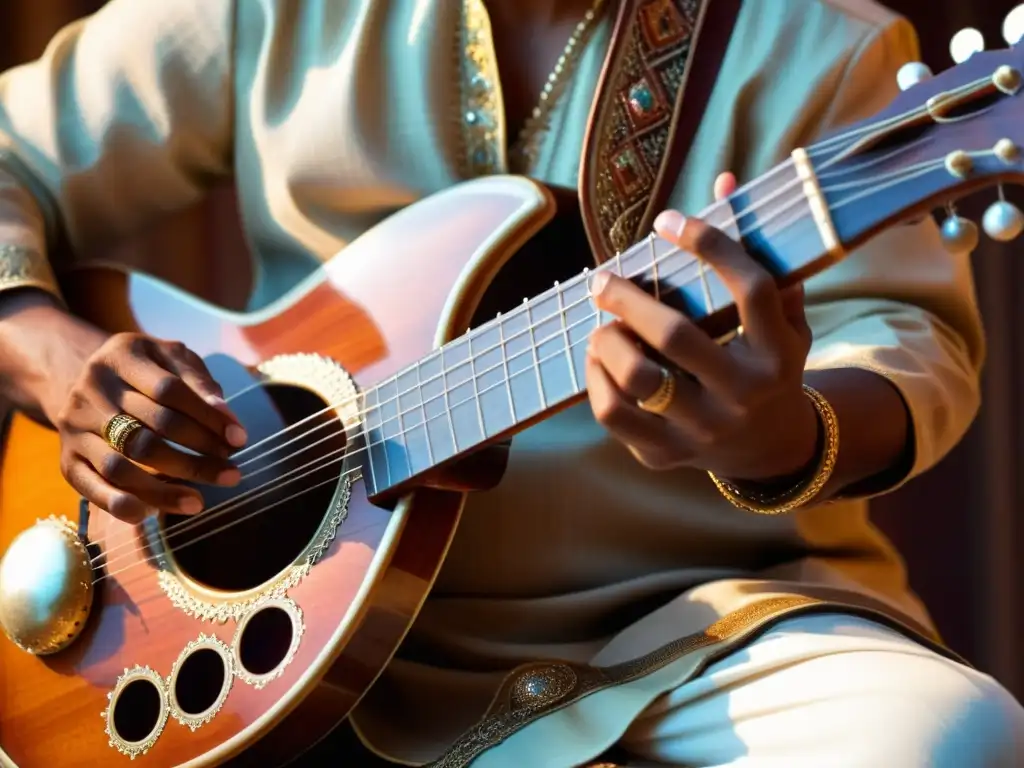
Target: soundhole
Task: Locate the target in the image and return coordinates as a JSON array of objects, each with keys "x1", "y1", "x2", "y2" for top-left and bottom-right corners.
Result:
[
  {"x1": 174, "y1": 648, "x2": 228, "y2": 716},
  {"x1": 238, "y1": 605, "x2": 294, "y2": 676},
  {"x1": 112, "y1": 679, "x2": 163, "y2": 744},
  {"x1": 163, "y1": 383, "x2": 348, "y2": 591}
]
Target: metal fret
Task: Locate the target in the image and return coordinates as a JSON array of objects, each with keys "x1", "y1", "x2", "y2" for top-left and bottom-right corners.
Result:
[
  {"x1": 524, "y1": 298, "x2": 547, "y2": 410},
  {"x1": 362, "y1": 390, "x2": 380, "y2": 494},
  {"x1": 555, "y1": 281, "x2": 581, "y2": 393},
  {"x1": 466, "y1": 331, "x2": 488, "y2": 439},
  {"x1": 414, "y1": 361, "x2": 434, "y2": 466},
  {"x1": 497, "y1": 315, "x2": 517, "y2": 422},
  {"x1": 647, "y1": 233, "x2": 660, "y2": 302},
  {"x1": 697, "y1": 260, "x2": 715, "y2": 315},
  {"x1": 439, "y1": 347, "x2": 460, "y2": 452}
]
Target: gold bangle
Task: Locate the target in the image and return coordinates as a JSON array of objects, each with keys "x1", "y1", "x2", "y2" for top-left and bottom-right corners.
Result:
[{"x1": 708, "y1": 385, "x2": 839, "y2": 515}]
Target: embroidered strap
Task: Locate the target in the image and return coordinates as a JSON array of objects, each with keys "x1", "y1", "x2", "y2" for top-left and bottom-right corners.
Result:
[{"x1": 578, "y1": 0, "x2": 742, "y2": 261}]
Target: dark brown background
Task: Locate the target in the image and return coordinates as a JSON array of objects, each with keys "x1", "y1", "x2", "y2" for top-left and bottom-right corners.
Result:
[{"x1": 3, "y1": 0, "x2": 1023, "y2": 696}]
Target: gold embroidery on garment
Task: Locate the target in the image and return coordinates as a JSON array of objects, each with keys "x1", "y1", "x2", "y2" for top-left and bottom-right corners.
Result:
[
  {"x1": 458, "y1": 0, "x2": 607, "y2": 177},
  {"x1": 0, "y1": 244, "x2": 59, "y2": 294},
  {"x1": 428, "y1": 595, "x2": 819, "y2": 768},
  {"x1": 458, "y1": 0, "x2": 506, "y2": 177}
]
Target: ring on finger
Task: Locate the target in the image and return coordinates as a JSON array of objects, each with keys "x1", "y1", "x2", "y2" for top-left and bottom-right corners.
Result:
[
  {"x1": 102, "y1": 413, "x2": 145, "y2": 456},
  {"x1": 637, "y1": 366, "x2": 676, "y2": 415}
]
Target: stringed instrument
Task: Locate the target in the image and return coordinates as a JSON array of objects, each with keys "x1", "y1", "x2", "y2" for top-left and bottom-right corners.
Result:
[{"x1": 0, "y1": 37, "x2": 1021, "y2": 768}]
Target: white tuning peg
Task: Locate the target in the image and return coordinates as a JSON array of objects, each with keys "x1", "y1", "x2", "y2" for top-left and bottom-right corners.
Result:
[
  {"x1": 897, "y1": 62, "x2": 933, "y2": 91},
  {"x1": 983, "y1": 200, "x2": 1024, "y2": 242},
  {"x1": 1004, "y1": 4, "x2": 1024, "y2": 46},
  {"x1": 950, "y1": 28, "x2": 985, "y2": 65},
  {"x1": 939, "y1": 214, "x2": 980, "y2": 254}
]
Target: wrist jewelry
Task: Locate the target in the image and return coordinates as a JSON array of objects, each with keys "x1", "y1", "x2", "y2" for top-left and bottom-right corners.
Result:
[{"x1": 708, "y1": 384, "x2": 839, "y2": 515}]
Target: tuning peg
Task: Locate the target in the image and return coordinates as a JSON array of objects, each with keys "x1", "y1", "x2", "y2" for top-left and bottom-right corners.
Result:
[
  {"x1": 1004, "y1": 4, "x2": 1024, "y2": 46},
  {"x1": 897, "y1": 62, "x2": 933, "y2": 91},
  {"x1": 939, "y1": 213, "x2": 980, "y2": 254},
  {"x1": 982, "y1": 199, "x2": 1024, "y2": 242},
  {"x1": 950, "y1": 28, "x2": 985, "y2": 65}
]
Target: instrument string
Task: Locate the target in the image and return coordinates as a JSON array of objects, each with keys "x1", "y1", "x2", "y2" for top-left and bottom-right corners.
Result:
[
  {"x1": 216, "y1": 97, "x2": 954, "y2": 475},
  {"x1": 230, "y1": 127, "x2": 955, "y2": 474},
  {"x1": 93, "y1": 164, "x2": 820, "y2": 567},
  {"x1": 208, "y1": 147, "x2": 962, "y2": 483},
  {"x1": 92, "y1": 151, "x2": 968, "y2": 577}
]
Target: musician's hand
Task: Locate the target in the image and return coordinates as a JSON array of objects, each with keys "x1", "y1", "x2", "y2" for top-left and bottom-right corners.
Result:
[
  {"x1": 585, "y1": 172, "x2": 819, "y2": 481},
  {"x1": 53, "y1": 333, "x2": 247, "y2": 524}
]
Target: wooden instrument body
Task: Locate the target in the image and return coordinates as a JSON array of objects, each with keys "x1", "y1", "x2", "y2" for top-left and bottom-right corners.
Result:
[{"x1": 0, "y1": 176, "x2": 560, "y2": 767}]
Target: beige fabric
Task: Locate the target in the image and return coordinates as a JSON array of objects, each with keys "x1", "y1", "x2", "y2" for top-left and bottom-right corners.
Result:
[
  {"x1": 0, "y1": 0, "x2": 988, "y2": 764},
  {"x1": 488, "y1": 612, "x2": 1024, "y2": 767}
]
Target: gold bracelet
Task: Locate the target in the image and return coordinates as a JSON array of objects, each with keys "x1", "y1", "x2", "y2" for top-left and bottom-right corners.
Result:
[{"x1": 708, "y1": 385, "x2": 839, "y2": 515}]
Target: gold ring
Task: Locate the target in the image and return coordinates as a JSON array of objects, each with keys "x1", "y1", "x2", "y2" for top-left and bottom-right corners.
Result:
[
  {"x1": 637, "y1": 367, "x2": 676, "y2": 415},
  {"x1": 102, "y1": 413, "x2": 144, "y2": 455}
]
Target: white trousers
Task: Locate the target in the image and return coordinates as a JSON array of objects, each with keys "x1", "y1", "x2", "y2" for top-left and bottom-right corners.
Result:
[
  {"x1": 473, "y1": 613, "x2": 1024, "y2": 768},
  {"x1": 618, "y1": 613, "x2": 1024, "y2": 767}
]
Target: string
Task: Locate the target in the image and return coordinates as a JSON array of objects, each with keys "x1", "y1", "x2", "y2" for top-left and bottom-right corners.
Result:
[
  {"x1": 93, "y1": 149, "x2": 972, "y2": 580},
  {"x1": 204, "y1": 144, "x2": 962, "y2": 481},
  {"x1": 90, "y1": 158, "x2": 821, "y2": 563},
  {"x1": 219, "y1": 81, "x2": 976, "y2": 475},
  {"x1": 227, "y1": 162, "x2": 802, "y2": 466},
  {"x1": 91, "y1": 69, "x2": 1004, "y2": 572},
  {"x1": 92, "y1": 167, "x2": 818, "y2": 567},
  {"x1": 95, "y1": 147, "x2": 973, "y2": 571},
  {"x1": 229, "y1": 87, "x2": 973, "y2": 475}
]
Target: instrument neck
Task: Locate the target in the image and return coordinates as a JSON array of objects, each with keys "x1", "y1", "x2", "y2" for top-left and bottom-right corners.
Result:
[{"x1": 361, "y1": 154, "x2": 836, "y2": 498}]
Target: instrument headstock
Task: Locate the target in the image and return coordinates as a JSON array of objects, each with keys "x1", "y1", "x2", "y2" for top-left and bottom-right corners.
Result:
[{"x1": 814, "y1": 13, "x2": 1024, "y2": 256}]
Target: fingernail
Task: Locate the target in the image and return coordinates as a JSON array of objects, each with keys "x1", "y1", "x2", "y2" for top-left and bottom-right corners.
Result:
[
  {"x1": 226, "y1": 424, "x2": 247, "y2": 447},
  {"x1": 178, "y1": 496, "x2": 203, "y2": 515},
  {"x1": 217, "y1": 468, "x2": 242, "y2": 486},
  {"x1": 654, "y1": 210, "x2": 686, "y2": 238},
  {"x1": 590, "y1": 271, "x2": 610, "y2": 296}
]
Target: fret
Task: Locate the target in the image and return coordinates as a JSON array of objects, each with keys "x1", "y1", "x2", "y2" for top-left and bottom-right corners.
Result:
[
  {"x1": 361, "y1": 388, "x2": 382, "y2": 496},
  {"x1": 413, "y1": 352, "x2": 456, "y2": 467},
  {"x1": 524, "y1": 298, "x2": 547, "y2": 410},
  {"x1": 415, "y1": 362, "x2": 434, "y2": 466},
  {"x1": 363, "y1": 376, "x2": 403, "y2": 492},
  {"x1": 526, "y1": 285, "x2": 583, "y2": 407},
  {"x1": 555, "y1": 281, "x2": 581, "y2": 394},
  {"x1": 465, "y1": 331, "x2": 488, "y2": 440},
  {"x1": 471, "y1": 319, "x2": 516, "y2": 437},
  {"x1": 394, "y1": 362, "x2": 434, "y2": 478},
  {"x1": 496, "y1": 306, "x2": 544, "y2": 421},
  {"x1": 587, "y1": 268, "x2": 603, "y2": 330},
  {"x1": 561, "y1": 273, "x2": 595, "y2": 391},
  {"x1": 419, "y1": 340, "x2": 484, "y2": 464},
  {"x1": 440, "y1": 345, "x2": 460, "y2": 453},
  {"x1": 647, "y1": 233, "x2": 661, "y2": 302},
  {"x1": 498, "y1": 318, "x2": 517, "y2": 423},
  {"x1": 696, "y1": 260, "x2": 715, "y2": 315}
]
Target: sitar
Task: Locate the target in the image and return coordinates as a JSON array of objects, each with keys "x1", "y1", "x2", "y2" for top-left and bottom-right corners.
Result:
[{"x1": 0, "y1": 38, "x2": 1021, "y2": 768}]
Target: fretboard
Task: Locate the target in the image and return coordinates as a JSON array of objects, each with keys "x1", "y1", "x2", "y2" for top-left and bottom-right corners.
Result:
[{"x1": 361, "y1": 156, "x2": 832, "y2": 496}]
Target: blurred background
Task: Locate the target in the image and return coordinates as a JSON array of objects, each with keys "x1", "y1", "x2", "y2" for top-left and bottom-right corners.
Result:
[{"x1": 2, "y1": 0, "x2": 1023, "y2": 697}]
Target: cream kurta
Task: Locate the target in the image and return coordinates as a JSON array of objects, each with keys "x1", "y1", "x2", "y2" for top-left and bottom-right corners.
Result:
[{"x1": 0, "y1": 0, "x2": 985, "y2": 764}]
